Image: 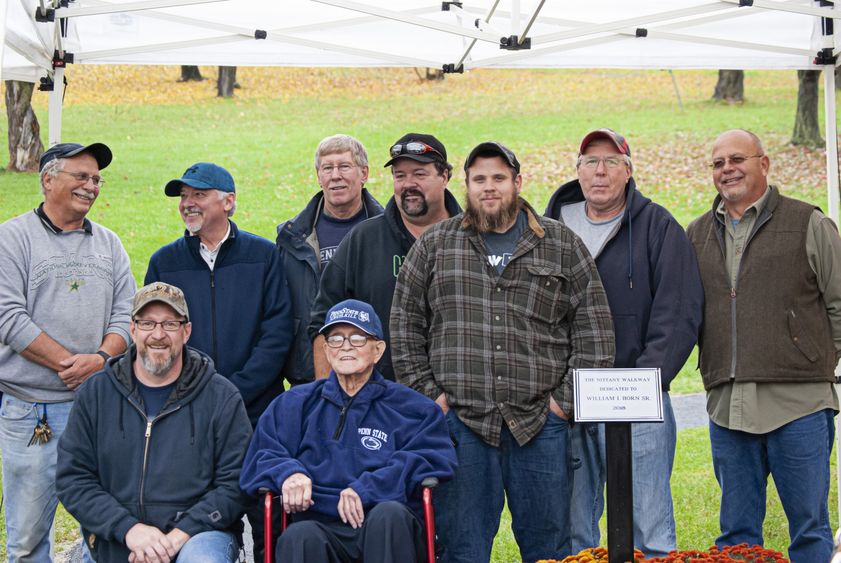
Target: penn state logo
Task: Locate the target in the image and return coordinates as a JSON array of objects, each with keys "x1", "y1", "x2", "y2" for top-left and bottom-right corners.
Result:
[
  {"x1": 361, "y1": 436, "x2": 382, "y2": 450},
  {"x1": 359, "y1": 311, "x2": 369, "y2": 322}
]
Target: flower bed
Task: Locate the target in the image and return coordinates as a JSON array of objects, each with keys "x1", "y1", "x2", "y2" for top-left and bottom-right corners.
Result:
[{"x1": 538, "y1": 544, "x2": 788, "y2": 563}]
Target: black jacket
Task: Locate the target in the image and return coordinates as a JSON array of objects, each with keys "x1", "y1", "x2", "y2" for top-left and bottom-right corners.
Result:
[
  {"x1": 56, "y1": 347, "x2": 252, "y2": 562},
  {"x1": 309, "y1": 190, "x2": 462, "y2": 380},
  {"x1": 276, "y1": 189, "x2": 383, "y2": 383}
]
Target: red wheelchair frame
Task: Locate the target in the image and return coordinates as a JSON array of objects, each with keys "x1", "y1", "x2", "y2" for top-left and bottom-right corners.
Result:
[{"x1": 259, "y1": 476, "x2": 439, "y2": 563}]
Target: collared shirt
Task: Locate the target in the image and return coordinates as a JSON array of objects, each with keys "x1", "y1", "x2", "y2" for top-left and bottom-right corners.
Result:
[
  {"x1": 196, "y1": 222, "x2": 231, "y2": 271},
  {"x1": 391, "y1": 201, "x2": 615, "y2": 447},
  {"x1": 707, "y1": 186, "x2": 841, "y2": 433},
  {"x1": 35, "y1": 203, "x2": 93, "y2": 235}
]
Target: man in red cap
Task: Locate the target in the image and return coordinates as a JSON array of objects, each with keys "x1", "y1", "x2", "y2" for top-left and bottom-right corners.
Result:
[{"x1": 545, "y1": 129, "x2": 703, "y2": 558}]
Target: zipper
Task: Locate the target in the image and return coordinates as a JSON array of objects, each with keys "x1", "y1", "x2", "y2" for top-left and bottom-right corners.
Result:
[
  {"x1": 332, "y1": 394, "x2": 358, "y2": 440},
  {"x1": 130, "y1": 402, "x2": 182, "y2": 522},
  {"x1": 210, "y1": 270, "x2": 217, "y2": 363}
]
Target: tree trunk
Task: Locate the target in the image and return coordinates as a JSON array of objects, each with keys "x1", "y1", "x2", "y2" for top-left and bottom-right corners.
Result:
[
  {"x1": 425, "y1": 68, "x2": 445, "y2": 81},
  {"x1": 791, "y1": 69, "x2": 825, "y2": 148},
  {"x1": 217, "y1": 66, "x2": 237, "y2": 97},
  {"x1": 179, "y1": 65, "x2": 204, "y2": 82},
  {"x1": 5, "y1": 80, "x2": 44, "y2": 172},
  {"x1": 712, "y1": 70, "x2": 744, "y2": 102}
]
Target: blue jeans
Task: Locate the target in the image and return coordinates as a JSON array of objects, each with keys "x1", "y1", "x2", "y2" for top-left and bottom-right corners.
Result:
[
  {"x1": 0, "y1": 395, "x2": 73, "y2": 563},
  {"x1": 176, "y1": 530, "x2": 239, "y2": 562},
  {"x1": 710, "y1": 409, "x2": 835, "y2": 563},
  {"x1": 569, "y1": 391, "x2": 677, "y2": 558},
  {"x1": 434, "y1": 410, "x2": 570, "y2": 563}
]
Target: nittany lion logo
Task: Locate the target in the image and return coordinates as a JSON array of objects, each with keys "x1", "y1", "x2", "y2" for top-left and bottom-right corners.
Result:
[
  {"x1": 359, "y1": 312, "x2": 369, "y2": 322},
  {"x1": 361, "y1": 436, "x2": 382, "y2": 450}
]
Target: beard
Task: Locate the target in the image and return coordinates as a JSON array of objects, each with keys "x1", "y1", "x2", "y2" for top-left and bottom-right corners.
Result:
[
  {"x1": 399, "y1": 189, "x2": 429, "y2": 217},
  {"x1": 464, "y1": 193, "x2": 521, "y2": 233},
  {"x1": 138, "y1": 345, "x2": 177, "y2": 378}
]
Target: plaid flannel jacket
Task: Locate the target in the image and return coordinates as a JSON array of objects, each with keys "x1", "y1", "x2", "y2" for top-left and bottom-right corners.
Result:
[{"x1": 391, "y1": 200, "x2": 615, "y2": 447}]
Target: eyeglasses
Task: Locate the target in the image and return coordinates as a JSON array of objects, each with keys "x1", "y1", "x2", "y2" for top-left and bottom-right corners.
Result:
[
  {"x1": 389, "y1": 142, "x2": 443, "y2": 159},
  {"x1": 578, "y1": 155, "x2": 627, "y2": 169},
  {"x1": 325, "y1": 334, "x2": 372, "y2": 348},
  {"x1": 133, "y1": 319, "x2": 188, "y2": 332},
  {"x1": 709, "y1": 154, "x2": 764, "y2": 170},
  {"x1": 318, "y1": 163, "x2": 357, "y2": 176},
  {"x1": 58, "y1": 170, "x2": 105, "y2": 187}
]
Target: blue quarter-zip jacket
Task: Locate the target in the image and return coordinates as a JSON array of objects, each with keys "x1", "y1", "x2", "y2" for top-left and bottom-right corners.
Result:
[
  {"x1": 145, "y1": 220, "x2": 293, "y2": 424},
  {"x1": 240, "y1": 370, "x2": 457, "y2": 520},
  {"x1": 545, "y1": 178, "x2": 703, "y2": 388}
]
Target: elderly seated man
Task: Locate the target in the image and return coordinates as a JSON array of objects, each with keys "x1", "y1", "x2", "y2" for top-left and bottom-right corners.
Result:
[{"x1": 240, "y1": 299, "x2": 456, "y2": 563}]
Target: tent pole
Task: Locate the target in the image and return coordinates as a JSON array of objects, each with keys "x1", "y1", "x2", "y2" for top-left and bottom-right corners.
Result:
[
  {"x1": 48, "y1": 67, "x2": 64, "y2": 146},
  {"x1": 825, "y1": 68, "x2": 839, "y2": 224}
]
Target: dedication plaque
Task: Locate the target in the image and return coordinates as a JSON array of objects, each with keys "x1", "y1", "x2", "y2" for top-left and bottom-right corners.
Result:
[{"x1": 573, "y1": 368, "x2": 663, "y2": 422}]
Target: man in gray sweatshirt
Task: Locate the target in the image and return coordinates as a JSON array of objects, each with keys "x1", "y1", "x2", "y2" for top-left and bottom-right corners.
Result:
[{"x1": 0, "y1": 142, "x2": 136, "y2": 562}]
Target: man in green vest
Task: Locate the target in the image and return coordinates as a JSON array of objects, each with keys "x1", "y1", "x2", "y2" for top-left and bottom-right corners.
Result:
[{"x1": 687, "y1": 129, "x2": 841, "y2": 563}]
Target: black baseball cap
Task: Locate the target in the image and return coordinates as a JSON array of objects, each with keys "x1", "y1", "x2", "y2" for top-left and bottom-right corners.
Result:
[
  {"x1": 39, "y1": 142, "x2": 112, "y2": 172},
  {"x1": 384, "y1": 133, "x2": 448, "y2": 167},
  {"x1": 464, "y1": 141, "x2": 520, "y2": 174}
]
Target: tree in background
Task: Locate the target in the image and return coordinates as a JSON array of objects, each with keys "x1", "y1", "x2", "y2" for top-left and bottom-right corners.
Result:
[
  {"x1": 179, "y1": 65, "x2": 204, "y2": 82},
  {"x1": 4, "y1": 80, "x2": 43, "y2": 172},
  {"x1": 791, "y1": 69, "x2": 824, "y2": 148},
  {"x1": 217, "y1": 66, "x2": 237, "y2": 97},
  {"x1": 712, "y1": 70, "x2": 744, "y2": 102}
]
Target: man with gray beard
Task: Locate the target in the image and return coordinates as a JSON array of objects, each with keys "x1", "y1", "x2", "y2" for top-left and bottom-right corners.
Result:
[
  {"x1": 391, "y1": 142, "x2": 615, "y2": 563},
  {"x1": 57, "y1": 282, "x2": 251, "y2": 562}
]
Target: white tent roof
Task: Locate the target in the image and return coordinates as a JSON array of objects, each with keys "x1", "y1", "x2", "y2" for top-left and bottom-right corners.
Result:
[{"x1": 2, "y1": 0, "x2": 839, "y2": 83}]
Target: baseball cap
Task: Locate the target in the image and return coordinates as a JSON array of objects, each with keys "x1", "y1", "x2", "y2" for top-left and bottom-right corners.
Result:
[
  {"x1": 40, "y1": 142, "x2": 112, "y2": 172},
  {"x1": 164, "y1": 162, "x2": 235, "y2": 197},
  {"x1": 464, "y1": 141, "x2": 521, "y2": 174},
  {"x1": 319, "y1": 299, "x2": 384, "y2": 340},
  {"x1": 384, "y1": 133, "x2": 448, "y2": 168},
  {"x1": 132, "y1": 282, "x2": 190, "y2": 319},
  {"x1": 579, "y1": 129, "x2": 631, "y2": 157}
]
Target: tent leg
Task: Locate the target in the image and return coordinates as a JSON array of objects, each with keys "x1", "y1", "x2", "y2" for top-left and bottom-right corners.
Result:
[{"x1": 48, "y1": 67, "x2": 64, "y2": 146}]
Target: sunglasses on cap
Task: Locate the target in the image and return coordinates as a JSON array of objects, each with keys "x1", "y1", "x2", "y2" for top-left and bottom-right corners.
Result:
[{"x1": 389, "y1": 142, "x2": 443, "y2": 159}]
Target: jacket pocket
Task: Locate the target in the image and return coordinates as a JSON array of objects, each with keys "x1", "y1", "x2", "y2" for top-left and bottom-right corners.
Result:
[
  {"x1": 787, "y1": 309, "x2": 819, "y2": 362},
  {"x1": 523, "y1": 265, "x2": 568, "y2": 324}
]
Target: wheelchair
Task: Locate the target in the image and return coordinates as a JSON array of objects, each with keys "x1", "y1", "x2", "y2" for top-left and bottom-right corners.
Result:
[{"x1": 258, "y1": 476, "x2": 439, "y2": 563}]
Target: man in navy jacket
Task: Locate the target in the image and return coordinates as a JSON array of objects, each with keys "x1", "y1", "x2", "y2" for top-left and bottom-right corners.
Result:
[
  {"x1": 145, "y1": 162, "x2": 293, "y2": 558},
  {"x1": 277, "y1": 135, "x2": 383, "y2": 384},
  {"x1": 57, "y1": 282, "x2": 251, "y2": 563},
  {"x1": 545, "y1": 129, "x2": 703, "y2": 558},
  {"x1": 241, "y1": 299, "x2": 456, "y2": 563}
]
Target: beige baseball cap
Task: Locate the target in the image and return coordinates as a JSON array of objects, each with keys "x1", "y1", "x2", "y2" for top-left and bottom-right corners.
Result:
[{"x1": 132, "y1": 282, "x2": 189, "y2": 319}]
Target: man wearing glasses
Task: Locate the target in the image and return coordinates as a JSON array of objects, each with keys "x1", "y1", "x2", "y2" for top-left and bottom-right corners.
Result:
[
  {"x1": 277, "y1": 135, "x2": 382, "y2": 386},
  {"x1": 545, "y1": 129, "x2": 703, "y2": 558},
  {"x1": 57, "y1": 282, "x2": 252, "y2": 563},
  {"x1": 241, "y1": 299, "x2": 456, "y2": 563},
  {"x1": 145, "y1": 162, "x2": 293, "y2": 558},
  {"x1": 0, "y1": 142, "x2": 135, "y2": 561},
  {"x1": 309, "y1": 133, "x2": 461, "y2": 380},
  {"x1": 687, "y1": 129, "x2": 841, "y2": 563}
]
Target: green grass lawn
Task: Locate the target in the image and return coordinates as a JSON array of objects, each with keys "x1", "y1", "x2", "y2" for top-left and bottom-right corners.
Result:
[{"x1": 0, "y1": 66, "x2": 838, "y2": 560}]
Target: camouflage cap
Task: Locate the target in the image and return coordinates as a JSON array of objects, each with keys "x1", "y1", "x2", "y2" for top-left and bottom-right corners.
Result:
[{"x1": 132, "y1": 282, "x2": 189, "y2": 319}]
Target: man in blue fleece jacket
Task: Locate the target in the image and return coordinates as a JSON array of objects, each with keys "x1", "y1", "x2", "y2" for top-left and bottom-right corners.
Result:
[
  {"x1": 241, "y1": 299, "x2": 457, "y2": 563},
  {"x1": 545, "y1": 129, "x2": 703, "y2": 558}
]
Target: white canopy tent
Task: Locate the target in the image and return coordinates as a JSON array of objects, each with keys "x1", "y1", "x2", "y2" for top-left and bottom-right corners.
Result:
[
  {"x1": 2, "y1": 0, "x2": 840, "y2": 219},
  {"x1": 4, "y1": 0, "x2": 841, "y2": 519}
]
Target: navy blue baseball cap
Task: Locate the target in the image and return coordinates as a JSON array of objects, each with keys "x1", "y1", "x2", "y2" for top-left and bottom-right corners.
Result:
[
  {"x1": 164, "y1": 162, "x2": 235, "y2": 196},
  {"x1": 464, "y1": 141, "x2": 521, "y2": 174},
  {"x1": 384, "y1": 133, "x2": 448, "y2": 168},
  {"x1": 319, "y1": 299, "x2": 384, "y2": 340},
  {"x1": 40, "y1": 142, "x2": 112, "y2": 172}
]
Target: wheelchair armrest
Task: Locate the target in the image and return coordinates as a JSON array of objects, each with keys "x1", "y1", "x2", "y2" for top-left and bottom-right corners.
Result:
[{"x1": 421, "y1": 477, "x2": 439, "y2": 489}]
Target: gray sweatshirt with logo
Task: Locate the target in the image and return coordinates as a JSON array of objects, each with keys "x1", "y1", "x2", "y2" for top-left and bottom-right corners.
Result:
[{"x1": 0, "y1": 210, "x2": 135, "y2": 403}]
